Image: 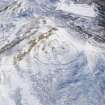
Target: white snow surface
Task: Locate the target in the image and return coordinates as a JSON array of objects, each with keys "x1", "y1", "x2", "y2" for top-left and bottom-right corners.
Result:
[{"x1": 0, "y1": 0, "x2": 105, "y2": 105}]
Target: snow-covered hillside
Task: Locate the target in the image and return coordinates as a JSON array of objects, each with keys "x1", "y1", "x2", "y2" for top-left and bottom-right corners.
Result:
[{"x1": 0, "y1": 0, "x2": 105, "y2": 105}]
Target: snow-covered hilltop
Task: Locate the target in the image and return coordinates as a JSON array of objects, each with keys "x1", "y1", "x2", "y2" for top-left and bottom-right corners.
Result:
[{"x1": 0, "y1": 0, "x2": 105, "y2": 105}]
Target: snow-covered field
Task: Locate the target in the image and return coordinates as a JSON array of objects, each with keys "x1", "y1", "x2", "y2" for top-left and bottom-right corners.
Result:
[{"x1": 0, "y1": 0, "x2": 105, "y2": 105}]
